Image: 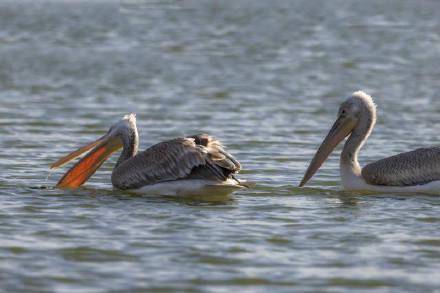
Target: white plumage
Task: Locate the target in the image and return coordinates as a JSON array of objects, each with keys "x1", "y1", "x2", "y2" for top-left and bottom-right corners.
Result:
[{"x1": 301, "y1": 91, "x2": 440, "y2": 194}]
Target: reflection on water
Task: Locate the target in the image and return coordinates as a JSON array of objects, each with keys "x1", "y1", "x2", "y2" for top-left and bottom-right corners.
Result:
[{"x1": 0, "y1": 0, "x2": 439, "y2": 291}]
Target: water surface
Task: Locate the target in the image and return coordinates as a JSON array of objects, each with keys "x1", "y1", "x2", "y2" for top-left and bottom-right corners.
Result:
[{"x1": 0, "y1": 0, "x2": 439, "y2": 291}]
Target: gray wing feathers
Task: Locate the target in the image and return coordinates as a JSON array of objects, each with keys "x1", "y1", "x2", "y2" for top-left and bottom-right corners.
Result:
[
  {"x1": 362, "y1": 147, "x2": 440, "y2": 186},
  {"x1": 189, "y1": 134, "x2": 241, "y2": 172},
  {"x1": 111, "y1": 135, "x2": 240, "y2": 189}
]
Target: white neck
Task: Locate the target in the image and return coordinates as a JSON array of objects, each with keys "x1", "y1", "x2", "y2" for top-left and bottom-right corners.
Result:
[{"x1": 340, "y1": 109, "x2": 375, "y2": 189}]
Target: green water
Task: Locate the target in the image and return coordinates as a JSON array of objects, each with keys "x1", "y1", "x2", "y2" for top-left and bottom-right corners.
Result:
[{"x1": 0, "y1": 0, "x2": 439, "y2": 291}]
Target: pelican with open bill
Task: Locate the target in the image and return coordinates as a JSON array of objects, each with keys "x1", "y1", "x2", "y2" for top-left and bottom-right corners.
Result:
[
  {"x1": 299, "y1": 91, "x2": 440, "y2": 194},
  {"x1": 51, "y1": 113, "x2": 246, "y2": 195}
]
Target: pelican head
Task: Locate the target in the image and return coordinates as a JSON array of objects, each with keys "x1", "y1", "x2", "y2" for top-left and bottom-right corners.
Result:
[
  {"x1": 299, "y1": 91, "x2": 376, "y2": 187},
  {"x1": 51, "y1": 113, "x2": 138, "y2": 188}
]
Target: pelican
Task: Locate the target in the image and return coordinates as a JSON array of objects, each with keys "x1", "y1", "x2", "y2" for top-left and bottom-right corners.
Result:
[
  {"x1": 299, "y1": 91, "x2": 440, "y2": 194},
  {"x1": 51, "y1": 113, "x2": 245, "y2": 195}
]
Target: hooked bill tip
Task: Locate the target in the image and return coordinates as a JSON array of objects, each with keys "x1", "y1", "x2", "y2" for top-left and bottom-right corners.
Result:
[{"x1": 298, "y1": 177, "x2": 307, "y2": 187}]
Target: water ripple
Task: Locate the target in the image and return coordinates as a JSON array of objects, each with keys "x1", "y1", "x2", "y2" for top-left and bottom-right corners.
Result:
[{"x1": 0, "y1": 0, "x2": 439, "y2": 291}]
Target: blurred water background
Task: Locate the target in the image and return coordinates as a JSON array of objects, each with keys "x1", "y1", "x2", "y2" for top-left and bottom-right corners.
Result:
[{"x1": 0, "y1": 0, "x2": 439, "y2": 291}]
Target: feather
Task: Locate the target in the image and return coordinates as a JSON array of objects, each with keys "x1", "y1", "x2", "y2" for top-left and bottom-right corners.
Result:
[
  {"x1": 111, "y1": 134, "x2": 240, "y2": 189},
  {"x1": 362, "y1": 147, "x2": 440, "y2": 186}
]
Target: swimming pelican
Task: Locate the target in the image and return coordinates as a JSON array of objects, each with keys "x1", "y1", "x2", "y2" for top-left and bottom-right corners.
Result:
[
  {"x1": 51, "y1": 113, "x2": 244, "y2": 195},
  {"x1": 299, "y1": 91, "x2": 440, "y2": 193}
]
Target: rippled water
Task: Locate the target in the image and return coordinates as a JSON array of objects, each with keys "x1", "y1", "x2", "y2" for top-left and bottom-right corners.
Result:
[{"x1": 1, "y1": 0, "x2": 439, "y2": 291}]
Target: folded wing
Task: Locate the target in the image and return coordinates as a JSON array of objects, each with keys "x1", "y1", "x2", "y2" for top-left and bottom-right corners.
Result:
[
  {"x1": 362, "y1": 147, "x2": 440, "y2": 186},
  {"x1": 111, "y1": 134, "x2": 240, "y2": 189}
]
